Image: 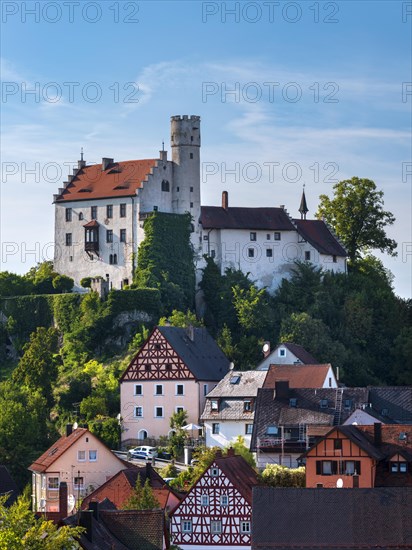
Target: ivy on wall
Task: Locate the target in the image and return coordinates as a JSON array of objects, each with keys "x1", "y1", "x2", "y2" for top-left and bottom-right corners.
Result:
[{"x1": 133, "y1": 212, "x2": 195, "y2": 314}]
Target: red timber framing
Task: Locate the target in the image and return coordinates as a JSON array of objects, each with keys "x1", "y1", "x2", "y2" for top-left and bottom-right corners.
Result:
[
  {"x1": 121, "y1": 327, "x2": 195, "y2": 382},
  {"x1": 170, "y1": 453, "x2": 257, "y2": 548}
]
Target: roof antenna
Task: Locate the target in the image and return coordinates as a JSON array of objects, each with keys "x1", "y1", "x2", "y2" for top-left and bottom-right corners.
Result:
[
  {"x1": 299, "y1": 183, "x2": 309, "y2": 220},
  {"x1": 162, "y1": 141, "x2": 165, "y2": 151}
]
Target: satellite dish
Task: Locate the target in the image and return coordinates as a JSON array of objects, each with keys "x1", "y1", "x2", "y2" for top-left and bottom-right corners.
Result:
[
  {"x1": 262, "y1": 343, "x2": 270, "y2": 353},
  {"x1": 73, "y1": 422, "x2": 78, "y2": 430},
  {"x1": 68, "y1": 494, "x2": 76, "y2": 513},
  {"x1": 352, "y1": 421, "x2": 358, "y2": 425},
  {"x1": 336, "y1": 478, "x2": 343, "y2": 488}
]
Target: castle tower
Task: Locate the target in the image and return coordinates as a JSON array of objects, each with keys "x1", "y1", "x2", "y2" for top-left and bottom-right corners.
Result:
[{"x1": 170, "y1": 115, "x2": 201, "y2": 241}]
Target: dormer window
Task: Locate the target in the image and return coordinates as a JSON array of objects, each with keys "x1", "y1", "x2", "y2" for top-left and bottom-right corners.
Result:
[
  {"x1": 266, "y1": 426, "x2": 278, "y2": 436},
  {"x1": 244, "y1": 400, "x2": 252, "y2": 412},
  {"x1": 211, "y1": 399, "x2": 219, "y2": 412},
  {"x1": 320, "y1": 399, "x2": 328, "y2": 409},
  {"x1": 289, "y1": 398, "x2": 297, "y2": 408}
]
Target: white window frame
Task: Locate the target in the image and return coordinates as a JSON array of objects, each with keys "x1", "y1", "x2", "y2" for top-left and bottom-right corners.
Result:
[
  {"x1": 241, "y1": 521, "x2": 251, "y2": 534},
  {"x1": 201, "y1": 494, "x2": 209, "y2": 506},
  {"x1": 48, "y1": 477, "x2": 59, "y2": 490},
  {"x1": 212, "y1": 423, "x2": 220, "y2": 434},
  {"x1": 211, "y1": 520, "x2": 222, "y2": 534},
  {"x1": 73, "y1": 476, "x2": 84, "y2": 489},
  {"x1": 134, "y1": 406, "x2": 143, "y2": 418},
  {"x1": 175, "y1": 383, "x2": 184, "y2": 396},
  {"x1": 182, "y1": 520, "x2": 192, "y2": 533},
  {"x1": 274, "y1": 232, "x2": 281, "y2": 240},
  {"x1": 154, "y1": 384, "x2": 163, "y2": 396},
  {"x1": 220, "y1": 494, "x2": 228, "y2": 506},
  {"x1": 245, "y1": 423, "x2": 253, "y2": 435},
  {"x1": 211, "y1": 467, "x2": 219, "y2": 477},
  {"x1": 77, "y1": 450, "x2": 86, "y2": 462},
  {"x1": 278, "y1": 348, "x2": 286, "y2": 357},
  {"x1": 134, "y1": 384, "x2": 142, "y2": 396},
  {"x1": 175, "y1": 406, "x2": 184, "y2": 414},
  {"x1": 154, "y1": 406, "x2": 164, "y2": 418},
  {"x1": 88, "y1": 450, "x2": 97, "y2": 462}
]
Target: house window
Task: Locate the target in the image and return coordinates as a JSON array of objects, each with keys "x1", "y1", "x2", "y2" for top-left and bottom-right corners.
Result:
[
  {"x1": 289, "y1": 398, "x2": 297, "y2": 407},
  {"x1": 190, "y1": 153, "x2": 193, "y2": 159},
  {"x1": 203, "y1": 384, "x2": 208, "y2": 396},
  {"x1": 241, "y1": 521, "x2": 251, "y2": 534},
  {"x1": 120, "y1": 229, "x2": 126, "y2": 242},
  {"x1": 155, "y1": 406, "x2": 163, "y2": 418},
  {"x1": 201, "y1": 494, "x2": 209, "y2": 506},
  {"x1": 65, "y1": 208, "x2": 72, "y2": 222},
  {"x1": 245, "y1": 424, "x2": 253, "y2": 434},
  {"x1": 343, "y1": 461, "x2": 361, "y2": 475},
  {"x1": 266, "y1": 248, "x2": 273, "y2": 257},
  {"x1": 334, "y1": 438, "x2": 342, "y2": 450},
  {"x1": 134, "y1": 406, "x2": 143, "y2": 417},
  {"x1": 176, "y1": 406, "x2": 184, "y2": 414},
  {"x1": 212, "y1": 423, "x2": 220, "y2": 434},
  {"x1": 211, "y1": 520, "x2": 222, "y2": 534},
  {"x1": 210, "y1": 249, "x2": 216, "y2": 258},
  {"x1": 176, "y1": 384, "x2": 184, "y2": 396},
  {"x1": 155, "y1": 384, "x2": 163, "y2": 396},
  {"x1": 91, "y1": 206, "x2": 97, "y2": 219},
  {"x1": 320, "y1": 399, "x2": 328, "y2": 409},
  {"x1": 161, "y1": 180, "x2": 170, "y2": 192},
  {"x1": 248, "y1": 248, "x2": 255, "y2": 258},
  {"x1": 182, "y1": 520, "x2": 192, "y2": 533},
  {"x1": 316, "y1": 460, "x2": 338, "y2": 475},
  {"x1": 203, "y1": 235, "x2": 209, "y2": 241},
  {"x1": 333, "y1": 255, "x2": 337, "y2": 263},
  {"x1": 250, "y1": 232, "x2": 257, "y2": 241},
  {"x1": 278, "y1": 348, "x2": 286, "y2": 357},
  {"x1": 211, "y1": 467, "x2": 219, "y2": 477},
  {"x1": 106, "y1": 229, "x2": 113, "y2": 243},
  {"x1": 176, "y1": 187, "x2": 180, "y2": 192},
  {"x1": 244, "y1": 400, "x2": 252, "y2": 412},
  {"x1": 74, "y1": 476, "x2": 84, "y2": 489},
  {"x1": 48, "y1": 477, "x2": 59, "y2": 490},
  {"x1": 220, "y1": 494, "x2": 228, "y2": 506},
  {"x1": 78, "y1": 450, "x2": 86, "y2": 462},
  {"x1": 78, "y1": 212, "x2": 83, "y2": 220},
  {"x1": 106, "y1": 204, "x2": 113, "y2": 218},
  {"x1": 190, "y1": 186, "x2": 193, "y2": 192},
  {"x1": 134, "y1": 384, "x2": 142, "y2": 396},
  {"x1": 391, "y1": 462, "x2": 407, "y2": 473},
  {"x1": 211, "y1": 400, "x2": 219, "y2": 412},
  {"x1": 266, "y1": 426, "x2": 278, "y2": 435},
  {"x1": 190, "y1": 202, "x2": 193, "y2": 208},
  {"x1": 120, "y1": 203, "x2": 126, "y2": 217},
  {"x1": 65, "y1": 233, "x2": 72, "y2": 246},
  {"x1": 109, "y1": 254, "x2": 118, "y2": 265},
  {"x1": 165, "y1": 363, "x2": 172, "y2": 372},
  {"x1": 344, "y1": 399, "x2": 352, "y2": 409},
  {"x1": 274, "y1": 232, "x2": 281, "y2": 240},
  {"x1": 305, "y1": 251, "x2": 311, "y2": 261},
  {"x1": 89, "y1": 450, "x2": 97, "y2": 462},
  {"x1": 266, "y1": 233, "x2": 271, "y2": 240}
]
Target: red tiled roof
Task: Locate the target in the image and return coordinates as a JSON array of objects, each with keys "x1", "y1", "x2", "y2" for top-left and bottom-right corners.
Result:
[
  {"x1": 200, "y1": 206, "x2": 296, "y2": 230},
  {"x1": 294, "y1": 218, "x2": 347, "y2": 256},
  {"x1": 263, "y1": 364, "x2": 333, "y2": 389},
  {"x1": 83, "y1": 219, "x2": 99, "y2": 228},
  {"x1": 55, "y1": 159, "x2": 157, "y2": 202},
  {"x1": 29, "y1": 428, "x2": 87, "y2": 473}
]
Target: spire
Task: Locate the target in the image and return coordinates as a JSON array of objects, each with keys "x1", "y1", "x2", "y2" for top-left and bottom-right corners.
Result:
[{"x1": 299, "y1": 184, "x2": 309, "y2": 220}]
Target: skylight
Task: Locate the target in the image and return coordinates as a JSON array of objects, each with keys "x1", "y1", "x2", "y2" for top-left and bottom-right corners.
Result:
[{"x1": 230, "y1": 375, "x2": 240, "y2": 384}]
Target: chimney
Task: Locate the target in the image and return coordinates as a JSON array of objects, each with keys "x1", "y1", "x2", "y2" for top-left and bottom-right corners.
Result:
[
  {"x1": 215, "y1": 449, "x2": 223, "y2": 458},
  {"x1": 374, "y1": 422, "x2": 382, "y2": 447},
  {"x1": 227, "y1": 447, "x2": 235, "y2": 457},
  {"x1": 159, "y1": 149, "x2": 167, "y2": 162},
  {"x1": 59, "y1": 482, "x2": 68, "y2": 519},
  {"x1": 274, "y1": 380, "x2": 289, "y2": 400},
  {"x1": 79, "y1": 510, "x2": 94, "y2": 542},
  {"x1": 102, "y1": 157, "x2": 113, "y2": 171},
  {"x1": 222, "y1": 191, "x2": 229, "y2": 210},
  {"x1": 66, "y1": 424, "x2": 73, "y2": 437},
  {"x1": 88, "y1": 501, "x2": 99, "y2": 521}
]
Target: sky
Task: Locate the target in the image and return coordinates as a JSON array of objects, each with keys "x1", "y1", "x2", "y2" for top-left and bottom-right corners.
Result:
[{"x1": 1, "y1": 0, "x2": 411, "y2": 298}]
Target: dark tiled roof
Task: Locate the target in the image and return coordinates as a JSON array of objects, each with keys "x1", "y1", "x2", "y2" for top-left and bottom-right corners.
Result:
[
  {"x1": 54, "y1": 159, "x2": 157, "y2": 202},
  {"x1": 0, "y1": 465, "x2": 19, "y2": 506},
  {"x1": 368, "y1": 387, "x2": 412, "y2": 424},
  {"x1": 252, "y1": 487, "x2": 412, "y2": 549},
  {"x1": 294, "y1": 218, "x2": 347, "y2": 256},
  {"x1": 215, "y1": 454, "x2": 259, "y2": 503},
  {"x1": 251, "y1": 387, "x2": 369, "y2": 451},
  {"x1": 357, "y1": 424, "x2": 412, "y2": 461},
  {"x1": 263, "y1": 364, "x2": 333, "y2": 389},
  {"x1": 157, "y1": 326, "x2": 230, "y2": 380},
  {"x1": 201, "y1": 398, "x2": 257, "y2": 421},
  {"x1": 206, "y1": 370, "x2": 266, "y2": 398},
  {"x1": 281, "y1": 342, "x2": 319, "y2": 364},
  {"x1": 200, "y1": 206, "x2": 296, "y2": 230},
  {"x1": 101, "y1": 509, "x2": 164, "y2": 550}
]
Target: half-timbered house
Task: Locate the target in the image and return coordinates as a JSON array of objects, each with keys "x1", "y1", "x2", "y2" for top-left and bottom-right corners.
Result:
[
  {"x1": 120, "y1": 326, "x2": 230, "y2": 443},
  {"x1": 170, "y1": 449, "x2": 259, "y2": 550}
]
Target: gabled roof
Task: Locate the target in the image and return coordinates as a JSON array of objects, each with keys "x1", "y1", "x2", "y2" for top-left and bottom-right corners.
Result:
[
  {"x1": 156, "y1": 326, "x2": 230, "y2": 380},
  {"x1": 214, "y1": 453, "x2": 259, "y2": 503},
  {"x1": 206, "y1": 370, "x2": 266, "y2": 398},
  {"x1": 200, "y1": 206, "x2": 296, "y2": 230},
  {"x1": 28, "y1": 428, "x2": 125, "y2": 473},
  {"x1": 294, "y1": 218, "x2": 347, "y2": 256},
  {"x1": 0, "y1": 465, "x2": 19, "y2": 506},
  {"x1": 54, "y1": 159, "x2": 157, "y2": 202},
  {"x1": 252, "y1": 487, "x2": 412, "y2": 549},
  {"x1": 263, "y1": 364, "x2": 334, "y2": 388},
  {"x1": 357, "y1": 424, "x2": 412, "y2": 461},
  {"x1": 279, "y1": 342, "x2": 319, "y2": 364},
  {"x1": 368, "y1": 386, "x2": 412, "y2": 424}
]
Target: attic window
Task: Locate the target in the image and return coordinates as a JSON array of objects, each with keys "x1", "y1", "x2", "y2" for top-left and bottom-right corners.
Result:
[
  {"x1": 289, "y1": 398, "x2": 297, "y2": 408},
  {"x1": 211, "y1": 467, "x2": 219, "y2": 477},
  {"x1": 244, "y1": 400, "x2": 252, "y2": 412},
  {"x1": 79, "y1": 188, "x2": 92, "y2": 192},
  {"x1": 211, "y1": 399, "x2": 219, "y2": 412},
  {"x1": 230, "y1": 375, "x2": 240, "y2": 384},
  {"x1": 278, "y1": 348, "x2": 286, "y2": 357},
  {"x1": 320, "y1": 399, "x2": 328, "y2": 409},
  {"x1": 344, "y1": 399, "x2": 352, "y2": 409},
  {"x1": 381, "y1": 408, "x2": 388, "y2": 416}
]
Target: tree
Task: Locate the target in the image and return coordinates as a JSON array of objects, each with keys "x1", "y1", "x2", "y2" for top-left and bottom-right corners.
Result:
[
  {"x1": 12, "y1": 327, "x2": 60, "y2": 407},
  {"x1": 122, "y1": 474, "x2": 160, "y2": 510},
  {"x1": 169, "y1": 409, "x2": 188, "y2": 459},
  {"x1": 52, "y1": 274, "x2": 74, "y2": 293},
  {"x1": 159, "y1": 309, "x2": 202, "y2": 328},
  {"x1": 260, "y1": 464, "x2": 305, "y2": 487},
  {"x1": 226, "y1": 436, "x2": 256, "y2": 468},
  {"x1": 0, "y1": 493, "x2": 84, "y2": 549},
  {"x1": 317, "y1": 177, "x2": 397, "y2": 263}
]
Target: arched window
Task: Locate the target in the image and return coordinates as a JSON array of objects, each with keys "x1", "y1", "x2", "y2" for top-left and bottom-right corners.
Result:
[
  {"x1": 113, "y1": 254, "x2": 117, "y2": 265},
  {"x1": 161, "y1": 180, "x2": 170, "y2": 192},
  {"x1": 138, "y1": 429, "x2": 148, "y2": 441},
  {"x1": 79, "y1": 212, "x2": 84, "y2": 220}
]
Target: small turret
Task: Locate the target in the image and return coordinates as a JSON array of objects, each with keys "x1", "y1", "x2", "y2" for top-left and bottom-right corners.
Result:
[{"x1": 299, "y1": 185, "x2": 309, "y2": 220}]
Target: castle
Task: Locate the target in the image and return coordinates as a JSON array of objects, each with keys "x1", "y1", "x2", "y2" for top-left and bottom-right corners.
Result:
[{"x1": 53, "y1": 115, "x2": 346, "y2": 292}]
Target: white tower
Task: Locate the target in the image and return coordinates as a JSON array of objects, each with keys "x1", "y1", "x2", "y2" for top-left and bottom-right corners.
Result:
[{"x1": 170, "y1": 115, "x2": 201, "y2": 245}]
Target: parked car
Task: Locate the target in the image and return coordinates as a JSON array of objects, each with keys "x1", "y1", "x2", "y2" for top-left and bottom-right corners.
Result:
[{"x1": 127, "y1": 446, "x2": 158, "y2": 461}]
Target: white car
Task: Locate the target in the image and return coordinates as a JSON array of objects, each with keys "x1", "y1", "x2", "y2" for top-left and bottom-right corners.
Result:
[{"x1": 127, "y1": 446, "x2": 158, "y2": 461}]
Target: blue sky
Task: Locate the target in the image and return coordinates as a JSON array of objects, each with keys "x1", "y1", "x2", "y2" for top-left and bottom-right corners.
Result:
[{"x1": 1, "y1": 0, "x2": 411, "y2": 297}]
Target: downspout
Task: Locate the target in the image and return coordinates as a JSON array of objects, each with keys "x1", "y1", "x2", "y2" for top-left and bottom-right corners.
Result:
[{"x1": 132, "y1": 196, "x2": 136, "y2": 275}]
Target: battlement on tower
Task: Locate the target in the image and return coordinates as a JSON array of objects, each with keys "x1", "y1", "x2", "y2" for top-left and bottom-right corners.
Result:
[{"x1": 171, "y1": 115, "x2": 200, "y2": 122}]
